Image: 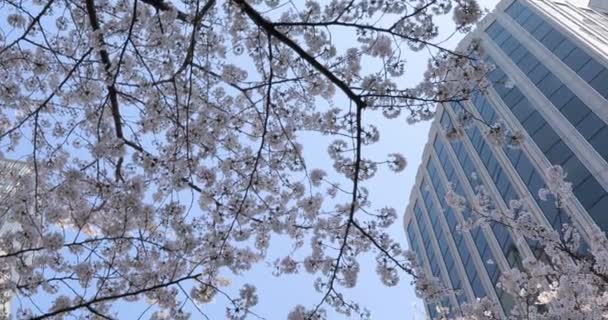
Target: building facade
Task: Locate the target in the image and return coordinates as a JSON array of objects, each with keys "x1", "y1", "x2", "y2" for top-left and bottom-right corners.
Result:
[
  {"x1": 403, "y1": 0, "x2": 608, "y2": 318},
  {"x1": 0, "y1": 160, "x2": 30, "y2": 319}
]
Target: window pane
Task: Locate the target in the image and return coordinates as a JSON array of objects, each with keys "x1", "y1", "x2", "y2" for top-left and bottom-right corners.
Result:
[
  {"x1": 562, "y1": 156, "x2": 589, "y2": 186},
  {"x1": 522, "y1": 112, "x2": 545, "y2": 134},
  {"x1": 532, "y1": 22, "x2": 551, "y2": 40},
  {"x1": 574, "y1": 176, "x2": 604, "y2": 208},
  {"x1": 554, "y1": 38, "x2": 576, "y2": 59},
  {"x1": 518, "y1": 54, "x2": 538, "y2": 73},
  {"x1": 589, "y1": 127, "x2": 608, "y2": 159},
  {"x1": 589, "y1": 195, "x2": 608, "y2": 231},
  {"x1": 563, "y1": 48, "x2": 592, "y2": 72},
  {"x1": 511, "y1": 98, "x2": 534, "y2": 121},
  {"x1": 545, "y1": 140, "x2": 572, "y2": 165},
  {"x1": 536, "y1": 73, "x2": 562, "y2": 96},
  {"x1": 529, "y1": 64, "x2": 550, "y2": 84},
  {"x1": 521, "y1": 13, "x2": 543, "y2": 32},
  {"x1": 540, "y1": 31, "x2": 564, "y2": 50},
  {"x1": 578, "y1": 59, "x2": 605, "y2": 82},
  {"x1": 577, "y1": 112, "x2": 604, "y2": 140},
  {"x1": 510, "y1": 45, "x2": 528, "y2": 63},
  {"x1": 533, "y1": 124, "x2": 560, "y2": 152},
  {"x1": 561, "y1": 97, "x2": 589, "y2": 125},
  {"x1": 590, "y1": 69, "x2": 608, "y2": 98},
  {"x1": 549, "y1": 86, "x2": 574, "y2": 109}
]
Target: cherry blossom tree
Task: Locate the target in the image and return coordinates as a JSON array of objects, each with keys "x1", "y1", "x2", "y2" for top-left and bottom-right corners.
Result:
[{"x1": 0, "y1": 0, "x2": 488, "y2": 319}]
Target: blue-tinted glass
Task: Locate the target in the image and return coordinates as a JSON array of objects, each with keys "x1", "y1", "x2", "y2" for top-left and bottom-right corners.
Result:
[
  {"x1": 500, "y1": 36, "x2": 518, "y2": 54},
  {"x1": 502, "y1": 88, "x2": 523, "y2": 106},
  {"x1": 536, "y1": 73, "x2": 562, "y2": 96},
  {"x1": 515, "y1": 7, "x2": 533, "y2": 24},
  {"x1": 538, "y1": 201, "x2": 559, "y2": 227},
  {"x1": 548, "y1": 87, "x2": 574, "y2": 109},
  {"x1": 493, "y1": 225, "x2": 509, "y2": 249},
  {"x1": 486, "y1": 22, "x2": 502, "y2": 37},
  {"x1": 589, "y1": 195, "x2": 608, "y2": 231},
  {"x1": 578, "y1": 59, "x2": 605, "y2": 82},
  {"x1": 496, "y1": 172, "x2": 510, "y2": 197},
  {"x1": 531, "y1": 22, "x2": 551, "y2": 40},
  {"x1": 528, "y1": 64, "x2": 549, "y2": 84},
  {"x1": 522, "y1": 112, "x2": 545, "y2": 135},
  {"x1": 494, "y1": 30, "x2": 510, "y2": 46},
  {"x1": 471, "y1": 275, "x2": 485, "y2": 298},
  {"x1": 563, "y1": 48, "x2": 592, "y2": 72},
  {"x1": 510, "y1": 98, "x2": 534, "y2": 121},
  {"x1": 577, "y1": 113, "x2": 605, "y2": 139},
  {"x1": 518, "y1": 54, "x2": 538, "y2": 73},
  {"x1": 561, "y1": 97, "x2": 589, "y2": 125},
  {"x1": 540, "y1": 31, "x2": 565, "y2": 51},
  {"x1": 474, "y1": 232, "x2": 488, "y2": 256},
  {"x1": 515, "y1": 155, "x2": 534, "y2": 184},
  {"x1": 506, "y1": 1, "x2": 525, "y2": 17},
  {"x1": 590, "y1": 127, "x2": 608, "y2": 158},
  {"x1": 532, "y1": 124, "x2": 560, "y2": 152},
  {"x1": 562, "y1": 156, "x2": 589, "y2": 186},
  {"x1": 510, "y1": 45, "x2": 528, "y2": 63},
  {"x1": 521, "y1": 13, "x2": 543, "y2": 32},
  {"x1": 554, "y1": 38, "x2": 576, "y2": 59},
  {"x1": 589, "y1": 69, "x2": 608, "y2": 98},
  {"x1": 545, "y1": 140, "x2": 572, "y2": 165},
  {"x1": 575, "y1": 176, "x2": 604, "y2": 208},
  {"x1": 528, "y1": 172, "x2": 544, "y2": 197}
]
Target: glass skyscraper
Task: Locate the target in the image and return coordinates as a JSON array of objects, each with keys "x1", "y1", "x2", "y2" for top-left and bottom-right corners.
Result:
[
  {"x1": 403, "y1": 0, "x2": 608, "y2": 318},
  {"x1": 0, "y1": 159, "x2": 29, "y2": 318}
]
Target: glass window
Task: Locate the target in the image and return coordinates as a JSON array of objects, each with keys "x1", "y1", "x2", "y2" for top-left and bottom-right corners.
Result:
[
  {"x1": 515, "y1": 7, "x2": 533, "y2": 24},
  {"x1": 515, "y1": 155, "x2": 534, "y2": 184},
  {"x1": 528, "y1": 172, "x2": 545, "y2": 198},
  {"x1": 528, "y1": 63, "x2": 550, "y2": 84},
  {"x1": 474, "y1": 232, "x2": 488, "y2": 257},
  {"x1": 548, "y1": 86, "x2": 574, "y2": 110},
  {"x1": 577, "y1": 112, "x2": 605, "y2": 140},
  {"x1": 518, "y1": 53, "x2": 538, "y2": 74},
  {"x1": 532, "y1": 124, "x2": 560, "y2": 152},
  {"x1": 494, "y1": 30, "x2": 510, "y2": 46},
  {"x1": 561, "y1": 97, "x2": 589, "y2": 126},
  {"x1": 536, "y1": 73, "x2": 562, "y2": 96},
  {"x1": 506, "y1": 1, "x2": 525, "y2": 17},
  {"x1": 578, "y1": 59, "x2": 605, "y2": 82},
  {"x1": 510, "y1": 97, "x2": 534, "y2": 121},
  {"x1": 538, "y1": 201, "x2": 559, "y2": 228},
  {"x1": 521, "y1": 13, "x2": 543, "y2": 32},
  {"x1": 589, "y1": 69, "x2": 608, "y2": 98},
  {"x1": 562, "y1": 155, "x2": 589, "y2": 186},
  {"x1": 510, "y1": 45, "x2": 528, "y2": 63},
  {"x1": 531, "y1": 22, "x2": 551, "y2": 40},
  {"x1": 589, "y1": 127, "x2": 608, "y2": 159},
  {"x1": 589, "y1": 195, "x2": 608, "y2": 231},
  {"x1": 496, "y1": 171, "x2": 510, "y2": 197},
  {"x1": 493, "y1": 225, "x2": 510, "y2": 249},
  {"x1": 545, "y1": 139, "x2": 572, "y2": 165},
  {"x1": 502, "y1": 88, "x2": 523, "y2": 106},
  {"x1": 540, "y1": 31, "x2": 564, "y2": 51},
  {"x1": 522, "y1": 112, "x2": 545, "y2": 135},
  {"x1": 554, "y1": 38, "x2": 576, "y2": 59},
  {"x1": 500, "y1": 37, "x2": 519, "y2": 55},
  {"x1": 485, "y1": 22, "x2": 502, "y2": 37},
  {"x1": 563, "y1": 48, "x2": 592, "y2": 72},
  {"x1": 471, "y1": 275, "x2": 485, "y2": 298},
  {"x1": 574, "y1": 176, "x2": 604, "y2": 208}
]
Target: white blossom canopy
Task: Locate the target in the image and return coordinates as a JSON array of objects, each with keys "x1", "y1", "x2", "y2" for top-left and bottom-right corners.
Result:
[{"x1": 0, "y1": 0, "x2": 487, "y2": 318}]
